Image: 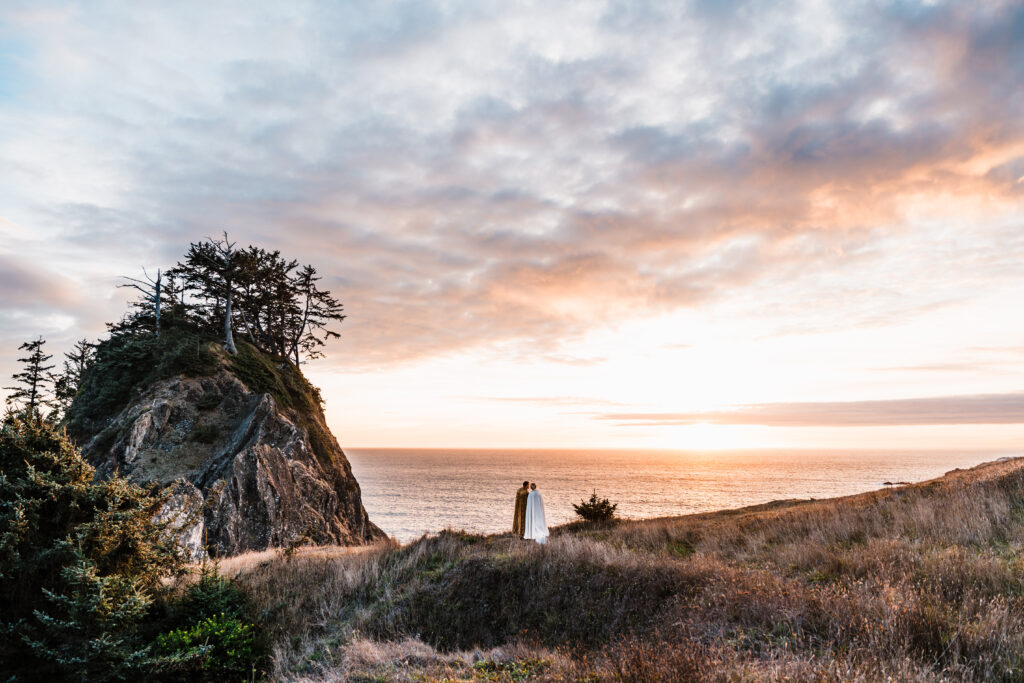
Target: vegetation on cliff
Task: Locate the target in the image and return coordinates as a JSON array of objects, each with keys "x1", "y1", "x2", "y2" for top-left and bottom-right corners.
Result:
[
  {"x1": 222, "y1": 457, "x2": 1024, "y2": 681},
  {"x1": 0, "y1": 237, "x2": 376, "y2": 677},
  {"x1": 0, "y1": 417, "x2": 267, "y2": 681},
  {"x1": 58, "y1": 234, "x2": 345, "y2": 443},
  {"x1": 0, "y1": 234, "x2": 342, "y2": 441}
]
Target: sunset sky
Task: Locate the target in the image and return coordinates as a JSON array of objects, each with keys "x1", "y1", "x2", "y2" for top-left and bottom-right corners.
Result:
[{"x1": 1, "y1": 1, "x2": 1023, "y2": 450}]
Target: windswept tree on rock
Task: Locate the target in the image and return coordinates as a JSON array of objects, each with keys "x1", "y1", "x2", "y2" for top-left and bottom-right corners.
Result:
[
  {"x1": 286, "y1": 264, "x2": 346, "y2": 366},
  {"x1": 119, "y1": 267, "x2": 163, "y2": 336},
  {"x1": 63, "y1": 237, "x2": 347, "y2": 439},
  {"x1": 171, "y1": 235, "x2": 345, "y2": 365},
  {"x1": 174, "y1": 233, "x2": 240, "y2": 355},
  {"x1": 230, "y1": 245, "x2": 298, "y2": 354},
  {"x1": 4, "y1": 337, "x2": 54, "y2": 424}
]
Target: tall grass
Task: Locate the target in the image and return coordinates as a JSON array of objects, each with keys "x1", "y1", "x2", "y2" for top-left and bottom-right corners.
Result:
[{"x1": 230, "y1": 457, "x2": 1024, "y2": 681}]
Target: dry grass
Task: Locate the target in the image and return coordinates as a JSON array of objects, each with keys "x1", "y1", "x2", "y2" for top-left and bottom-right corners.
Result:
[{"x1": 229, "y1": 457, "x2": 1024, "y2": 681}]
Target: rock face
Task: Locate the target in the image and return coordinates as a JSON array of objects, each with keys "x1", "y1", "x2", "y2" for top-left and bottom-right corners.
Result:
[{"x1": 81, "y1": 366, "x2": 385, "y2": 557}]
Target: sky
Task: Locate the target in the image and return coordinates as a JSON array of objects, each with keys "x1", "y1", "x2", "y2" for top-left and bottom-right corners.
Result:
[{"x1": 1, "y1": 0, "x2": 1023, "y2": 450}]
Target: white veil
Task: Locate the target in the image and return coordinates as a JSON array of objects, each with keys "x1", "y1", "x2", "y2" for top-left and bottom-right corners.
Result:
[{"x1": 524, "y1": 489, "x2": 549, "y2": 544}]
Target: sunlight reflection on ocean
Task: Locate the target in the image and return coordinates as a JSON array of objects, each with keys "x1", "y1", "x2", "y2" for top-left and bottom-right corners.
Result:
[{"x1": 346, "y1": 448, "x2": 1016, "y2": 543}]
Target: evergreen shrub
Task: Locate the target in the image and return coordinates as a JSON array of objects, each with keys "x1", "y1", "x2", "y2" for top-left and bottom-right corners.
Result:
[{"x1": 573, "y1": 490, "x2": 619, "y2": 522}]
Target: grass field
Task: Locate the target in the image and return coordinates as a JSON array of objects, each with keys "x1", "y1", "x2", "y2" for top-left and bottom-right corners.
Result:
[{"x1": 222, "y1": 457, "x2": 1024, "y2": 681}]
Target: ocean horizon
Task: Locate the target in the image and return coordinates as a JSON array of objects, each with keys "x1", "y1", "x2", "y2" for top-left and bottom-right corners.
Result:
[{"x1": 347, "y1": 447, "x2": 1018, "y2": 543}]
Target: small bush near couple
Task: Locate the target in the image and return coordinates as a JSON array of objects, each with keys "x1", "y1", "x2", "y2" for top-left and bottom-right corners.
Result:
[{"x1": 573, "y1": 490, "x2": 618, "y2": 522}]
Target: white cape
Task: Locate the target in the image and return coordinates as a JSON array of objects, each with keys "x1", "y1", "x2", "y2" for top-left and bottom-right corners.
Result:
[{"x1": 524, "y1": 490, "x2": 549, "y2": 544}]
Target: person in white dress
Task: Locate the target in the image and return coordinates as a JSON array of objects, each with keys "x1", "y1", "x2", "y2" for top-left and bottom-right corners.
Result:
[{"x1": 523, "y1": 482, "x2": 549, "y2": 545}]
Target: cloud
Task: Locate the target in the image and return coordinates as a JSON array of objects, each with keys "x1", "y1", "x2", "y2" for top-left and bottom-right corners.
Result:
[
  {"x1": 476, "y1": 395, "x2": 626, "y2": 407},
  {"x1": 0, "y1": 0, "x2": 1021, "y2": 375},
  {"x1": 0, "y1": 253, "x2": 79, "y2": 309},
  {"x1": 599, "y1": 392, "x2": 1024, "y2": 427}
]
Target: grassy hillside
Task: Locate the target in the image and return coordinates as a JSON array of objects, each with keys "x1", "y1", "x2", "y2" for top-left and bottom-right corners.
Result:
[{"x1": 222, "y1": 457, "x2": 1024, "y2": 681}]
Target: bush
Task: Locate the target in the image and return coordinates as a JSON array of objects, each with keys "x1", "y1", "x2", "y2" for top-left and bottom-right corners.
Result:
[
  {"x1": 146, "y1": 564, "x2": 265, "y2": 681},
  {"x1": 0, "y1": 417, "x2": 184, "y2": 679},
  {"x1": 0, "y1": 418, "x2": 266, "y2": 681},
  {"x1": 176, "y1": 566, "x2": 249, "y2": 622},
  {"x1": 573, "y1": 490, "x2": 618, "y2": 522},
  {"x1": 153, "y1": 612, "x2": 259, "y2": 681}
]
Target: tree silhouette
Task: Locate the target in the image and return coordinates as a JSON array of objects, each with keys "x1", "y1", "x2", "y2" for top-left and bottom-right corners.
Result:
[
  {"x1": 4, "y1": 337, "x2": 55, "y2": 423},
  {"x1": 51, "y1": 338, "x2": 96, "y2": 418},
  {"x1": 119, "y1": 268, "x2": 163, "y2": 336},
  {"x1": 172, "y1": 237, "x2": 345, "y2": 365},
  {"x1": 287, "y1": 264, "x2": 346, "y2": 365},
  {"x1": 174, "y1": 233, "x2": 240, "y2": 354}
]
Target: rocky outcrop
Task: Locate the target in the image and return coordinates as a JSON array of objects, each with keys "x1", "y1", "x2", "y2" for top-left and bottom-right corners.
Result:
[{"x1": 80, "y1": 365, "x2": 385, "y2": 557}]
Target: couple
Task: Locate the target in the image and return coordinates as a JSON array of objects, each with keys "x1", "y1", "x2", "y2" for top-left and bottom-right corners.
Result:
[{"x1": 512, "y1": 481, "x2": 549, "y2": 544}]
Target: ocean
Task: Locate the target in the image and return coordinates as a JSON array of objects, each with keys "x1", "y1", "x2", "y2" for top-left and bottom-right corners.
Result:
[{"x1": 346, "y1": 448, "x2": 1017, "y2": 543}]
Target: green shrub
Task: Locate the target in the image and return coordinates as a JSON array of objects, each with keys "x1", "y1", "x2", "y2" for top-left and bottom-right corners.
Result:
[
  {"x1": 175, "y1": 565, "x2": 249, "y2": 623},
  {"x1": 146, "y1": 565, "x2": 266, "y2": 681},
  {"x1": 573, "y1": 490, "x2": 619, "y2": 522},
  {"x1": 0, "y1": 418, "x2": 185, "y2": 679},
  {"x1": 228, "y1": 341, "x2": 320, "y2": 414},
  {"x1": 153, "y1": 612, "x2": 258, "y2": 681}
]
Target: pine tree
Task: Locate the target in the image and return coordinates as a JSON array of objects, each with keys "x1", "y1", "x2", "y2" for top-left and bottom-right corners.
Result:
[
  {"x1": 52, "y1": 339, "x2": 96, "y2": 419},
  {"x1": 287, "y1": 264, "x2": 346, "y2": 365},
  {"x1": 4, "y1": 337, "x2": 54, "y2": 423},
  {"x1": 232, "y1": 246, "x2": 297, "y2": 355},
  {"x1": 169, "y1": 237, "x2": 346, "y2": 365},
  {"x1": 175, "y1": 233, "x2": 240, "y2": 354},
  {"x1": 119, "y1": 268, "x2": 163, "y2": 336},
  {"x1": 25, "y1": 552, "x2": 153, "y2": 682},
  {"x1": 0, "y1": 417, "x2": 185, "y2": 678}
]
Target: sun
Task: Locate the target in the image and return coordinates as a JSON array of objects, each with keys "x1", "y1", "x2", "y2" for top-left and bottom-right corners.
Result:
[{"x1": 656, "y1": 422, "x2": 753, "y2": 450}]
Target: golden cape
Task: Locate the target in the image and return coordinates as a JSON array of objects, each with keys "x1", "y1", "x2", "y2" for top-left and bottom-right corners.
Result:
[{"x1": 512, "y1": 486, "x2": 529, "y2": 537}]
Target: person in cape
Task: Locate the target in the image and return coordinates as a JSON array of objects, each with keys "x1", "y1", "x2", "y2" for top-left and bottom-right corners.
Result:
[
  {"x1": 512, "y1": 480, "x2": 530, "y2": 537},
  {"x1": 524, "y1": 482, "x2": 549, "y2": 545}
]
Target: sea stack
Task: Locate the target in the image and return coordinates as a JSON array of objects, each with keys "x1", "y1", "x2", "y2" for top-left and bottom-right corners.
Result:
[{"x1": 72, "y1": 342, "x2": 384, "y2": 558}]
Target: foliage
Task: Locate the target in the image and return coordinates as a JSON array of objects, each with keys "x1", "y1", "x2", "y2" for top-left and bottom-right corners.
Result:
[
  {"x1": 0, "y1": 417, "x2": 183, "y2": 679},
  {"x1": 229, "y1": 341, "x2": 320, "y2": 413},
  {"x1": 51, "y1": 338, "x2": 96, "y2": 421},
  {"x1": 119, "y1": 268, "x2": 165, "y2": 339},
  {"x1": 3, "y1": 337, "x2": 54, "y2": 423},
  {"x1": 146, "y1": 564, "x2": 263, "y2": 681},
  {"x1": 0, "y1": 418, "x2": 266, "y2": 680},
  {"x1": 152, "y1": 613, "x2": 259, "y2": 681},
  {"x1": 24, "y1": 552, "x2": 154, "y2": 680},
  {"x1": 63, "y1": 317, "x2": 219, "y2": 441},
  {"x1": 170, "y1": 237, "x2": 345, "y2": 365},
  {"x1": 173, "y1": 565, "x2": 250, "y2": 624},
  {"x1": 573, "y1": 490, "x2": 618, "y2": 522}
]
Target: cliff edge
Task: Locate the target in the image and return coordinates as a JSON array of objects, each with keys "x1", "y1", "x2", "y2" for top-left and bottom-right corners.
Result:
[{"x1": 72, "y1": 341, "x2": 384, "y2": 557}]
